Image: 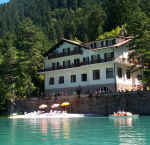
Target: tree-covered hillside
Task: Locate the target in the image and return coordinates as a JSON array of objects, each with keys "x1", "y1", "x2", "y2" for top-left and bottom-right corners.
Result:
[
  {"x1": 0, "y1": 0, "x2": 150, "y2": 112},
  {"x1": 0, "y1": 0, "x2": 105, "y2": 42}
]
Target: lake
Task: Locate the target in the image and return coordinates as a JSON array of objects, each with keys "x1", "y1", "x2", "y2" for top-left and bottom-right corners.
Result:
[{"x1": 0, "y1": 116, "x2": 150, "y2": 145}]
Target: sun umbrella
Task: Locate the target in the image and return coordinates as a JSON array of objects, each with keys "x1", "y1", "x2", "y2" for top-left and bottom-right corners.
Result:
[
  {"x1": 39, "y1": 104, "x2": 47, "y2": 109},
  {"x1": 137, "y1": 85, "x2": 143, "y2": 89},
  {"x1": 51, "y1": 104, "x2": 60, "y2": 109},
  {"x1": 61, "y1": 102, "x2": 70, "y2": 107}
]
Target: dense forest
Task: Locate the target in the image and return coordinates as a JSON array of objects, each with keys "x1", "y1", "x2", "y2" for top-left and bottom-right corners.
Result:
[{"x1": 0, "y1": 0, "x2": 150, "y2": 112}]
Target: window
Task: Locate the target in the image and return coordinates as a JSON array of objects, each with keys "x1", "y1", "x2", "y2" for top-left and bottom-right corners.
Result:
[
  {"x1": 104, "y1": 53, "x2": 107, "y2": 61},
  {"x1": 63, "y1": 61, "x2": 66, "y2": 67},
  {"x1": 83, "y1": 57, "x2": 89, "y2": 64},
  {"x1": 86, "y1": 57, "x2": 90, "y2": 64},
  {"x1": 112, "y1": 39, "x2": 116, "y2": 45},
  {"x1": 52, "y1": 63, "x2": 56, "y2": 69},
  {"x1": 74, "y1": 59, "x2": 80, "y2": 65},
  {"x1": 137, "y1": 74, "x2": 142, "y2": 80},
  {"x1": 68, "y1": 60, "x2": 71, "y2": 66},
  {"x1": 91, "y1": 43, "x2": 93, "y2": 48},
  {"x1": 77, "y1": 59, "x2": 80, "y2": 65},
  {"x1": 91, "y1": 55, "x2": 94, "y2": 62},
  {"x1": 81, "y1": 74, "x2": 87, "y2": 82},
  {"x1": 106, "y1": 40, "x2": 109, "y2": 46},
  {"x1": 63, "y1": 48, "x2": 68, "y2": 54},
  {"x1": 93, "y1": 70, "x2": 100, "y2": 80},
  {"x1": 97, "y1": 54, "x2": 101, "y2": 62},
  {"x1": 71, "y1": 75, "x2": 76, "y2": 83},
  {"x1": 94, "y1": 42, "x2": 97, "y2": 48},
  {"x1": 111, "y1": 52, "x2": 114, "y2": 58},
  {"x1": 57, "y1": 62, "x2": 59, "y2": 68},
  {"x1": 76, "y1": 46, "x2": 80, "y2": 52},
  {"x1": 101, "y1": 41, "x2": 104, "y2": 47},
  {"x1": 104, "y1": 52, "x2": 114, "y2": 61},
  {"x1": 67, "y1": 48, "x2": 70, "y2": 54},
  {"x1": 59, "y1": 76, "x2": 64, "y2": 84},
  {"x1": 117, "y1": 67, "x2": 122, "y2": 78},
  {"x1": 49, "y1": 78, "x2": 54, "y2": 85},
  {"x1": 91, "y1": 55, "x2": 97, "y2": 62},
  {"x1": 106, "y1": 68, "x2": 114, "y2": 79},
  {"x1": 126, "y1": 70, "x2": 131, "y2": 79},
  {"x1": 83, "y1": 57, "x2": 86, "y2": 63},
  {"x1": 74, "y1": 59, "x2": 76, "y2": 65}
]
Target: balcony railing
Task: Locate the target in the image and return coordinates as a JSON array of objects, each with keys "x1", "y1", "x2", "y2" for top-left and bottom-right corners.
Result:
[
  {"x1": 115, "y1": 57, "x2": 140, "y2": 66},
  {"x1": 48, "y1": 48, "x2": 83, "y2": 59},
  {"x1": 44, "y1": 57, "x2": 114, "y2": 72}
]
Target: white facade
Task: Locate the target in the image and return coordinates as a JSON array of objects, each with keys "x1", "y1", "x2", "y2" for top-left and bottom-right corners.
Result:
[{"x1": 43, "y1": 37, "x2": 142, "y2": 96}]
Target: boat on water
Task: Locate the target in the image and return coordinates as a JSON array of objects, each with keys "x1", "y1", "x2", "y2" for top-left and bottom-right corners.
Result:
[
  {"x1": 109, "y1": 114, "x2": 139, "y2": 119},
  {"x1": 109, "y1": 111, "x2": 139, "y2": 119}
]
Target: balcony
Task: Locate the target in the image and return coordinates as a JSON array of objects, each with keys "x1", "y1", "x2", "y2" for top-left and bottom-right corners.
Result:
[
  {"x1": 48, "y1": 48, "x2": 83, "y2": 59},
  {"x1": 44, "y1": 57, "x2": 114, "y2": 72},
  {"x1": 115, "y1": 57, "x2": 141, "y2": 67}
]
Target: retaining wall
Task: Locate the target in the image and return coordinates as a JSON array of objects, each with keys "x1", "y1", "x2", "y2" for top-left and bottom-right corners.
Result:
[{"x1": 13, "y1": 91, "x2": 150, "y2": 115}]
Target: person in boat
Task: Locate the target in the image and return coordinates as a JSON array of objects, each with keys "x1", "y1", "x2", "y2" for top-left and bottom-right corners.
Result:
[
  {"x1": 126, "y1": 112, "x2": 132, "y2": 116},
  {"x1": 113, "y1": 112, "x2": 117, "y2": 116},
  {"x1": 113, "y1": 110, "x2": 132, "y2": 116}
]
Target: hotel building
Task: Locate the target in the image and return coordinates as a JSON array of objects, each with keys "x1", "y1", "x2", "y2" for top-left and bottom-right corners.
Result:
[{"x1": 43, "y1": 37, "x2": 142, "y2": 96}]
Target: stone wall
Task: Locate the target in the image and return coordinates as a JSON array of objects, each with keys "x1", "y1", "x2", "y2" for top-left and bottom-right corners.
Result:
[{"x1": 14, "y1": 91, "x2": 150, "y2": 115}]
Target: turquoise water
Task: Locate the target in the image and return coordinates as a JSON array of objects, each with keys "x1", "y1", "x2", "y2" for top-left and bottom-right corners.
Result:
[{"x1": 0, "y1": 117, "x2": 150, "y2": 145}]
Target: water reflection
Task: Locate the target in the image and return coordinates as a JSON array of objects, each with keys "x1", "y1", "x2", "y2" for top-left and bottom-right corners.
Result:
[
  {"x1": 113, "y1": 118, "x2": 133, "y2": 127},
  {"x1": 40, "y1": 119, "x2": 48, "y2": 136},
  {"x1": 48, "y1": 119, "x2": 61, "y2": 139},
  {"x1": 48, "y1": 118, "x2": 70, "y2": 140},
  {"x1": 111, "y1": 118, "x2": 146, "y2": 145},
  {"x1": 62, "y1": 118, "x2": 70, "y2": 139}
]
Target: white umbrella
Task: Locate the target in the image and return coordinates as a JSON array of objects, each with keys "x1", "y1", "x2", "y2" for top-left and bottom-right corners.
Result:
[
  {"x1": 39, "y1": 104, "x2": 47, "y2": 109},
  {"x1": 51, "y1": 104, "x2": 60, "y2": 109}
]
